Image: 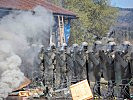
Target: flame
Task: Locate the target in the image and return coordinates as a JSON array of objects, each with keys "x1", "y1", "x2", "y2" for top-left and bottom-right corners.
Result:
[
  {"x1": 19, "y1": 91, "x2": 30, "y2": 97},
  {"x1": 19, "y1": 88, "x2": 44, "y2": 97}
]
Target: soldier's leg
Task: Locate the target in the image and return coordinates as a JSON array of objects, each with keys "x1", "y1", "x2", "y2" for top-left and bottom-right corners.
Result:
[
  {"x1": 86, "y1": 61, "x2": 90, "y2": 85},
  {"x1": 130, "y1": 55, "x2": 133, "y2": 98},
  {"x1": 73, "y1": 61, "x2": 78, "y2": 82},
  {"x1": 104, "y1": 80, "x2": 115, "y2": 99},
  {"x1": 55, "y1": 63, "x2": 61, "y2": 89},
  {"x1": 105, "y1": 64, "x2": 115, "y2": 98},
  {"x1": 94, "y1": 79, "x2": 101, "y2": 97},
  {"x1": 93, "y1": 68, "x2": 101, "y2": 97},
  {"x1": 120, "y1": 79, "x2": 130, "y2": 99},
  {"x1": 120, "y1": 65, "x2": 131, "y2": 99}
]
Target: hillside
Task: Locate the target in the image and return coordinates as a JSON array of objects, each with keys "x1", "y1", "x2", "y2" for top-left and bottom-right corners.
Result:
[
  {"x1": 112, "y1": 8, "x2": 133, "y2": 42},
  {"x1": 116, "y1": 8, "x2": 133, "y2": 29}
]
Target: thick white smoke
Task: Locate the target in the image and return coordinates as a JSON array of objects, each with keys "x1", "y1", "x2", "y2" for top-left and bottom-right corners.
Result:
[{"x1": 0, "y1": 6, "x2": 54, "y2": 98}]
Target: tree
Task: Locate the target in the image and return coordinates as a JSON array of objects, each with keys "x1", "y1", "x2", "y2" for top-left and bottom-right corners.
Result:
[
  {"x1": 65, "y1": 0, "x2": 118, "y2": 44},
  {"x1": 47, "y1": 0, "x2": 118, "y2": 44},
  {"x1": 47, "y1": 0, "x2": 64, "y2": 7}
]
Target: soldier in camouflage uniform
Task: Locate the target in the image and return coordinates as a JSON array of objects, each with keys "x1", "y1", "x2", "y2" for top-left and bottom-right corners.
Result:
[
  {"x1": 67, "y1": 42, "x2": 89, "y2": 83},
  {"x1": 38, "y1": 46, "x2": 45, "y2": 84},
  {"x1": 65, "y1": 45, "x2": 75, "y2": 85},
  {"x1": 70, "y1": 44, "x2": 80, "y2": 83},
  {"x1": 44, "y1": 43, "x2": 56, "y2": 97},
  {"x1": 77, "y1": 42, "x2": 89, "y2": 80},
  {"x1": 130, "y1": 53, "x2": 133, "y2": 79},
  {"x1": 55, "y1": 43, "x2": 68, "y2": 89},
  {"x1": 130, "y1": 49, "x2": 133, "y2": 98},
  {"x1": 115, "y1": 41, "x2": 132, "y2": 99},
  {"x1": 89, "y1": 41, "x2": 102, "y2": 97},
  {"x1": 99, "y1": 41, "x2": 116, "y2": 98}
]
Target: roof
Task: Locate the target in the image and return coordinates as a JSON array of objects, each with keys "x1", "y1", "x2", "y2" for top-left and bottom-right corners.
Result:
[{"x1": 0, "y1": 0, "x2": 76, "y2": 17}]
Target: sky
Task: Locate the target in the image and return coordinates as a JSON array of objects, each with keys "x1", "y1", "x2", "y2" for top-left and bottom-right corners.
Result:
[{"x1": 111, "y1": 0, "x2": 133, "y2": 8}]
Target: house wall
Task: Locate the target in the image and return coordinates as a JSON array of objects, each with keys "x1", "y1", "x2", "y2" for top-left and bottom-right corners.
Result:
[{"x1": 0, "y1": 8, "x2": 11, "y2": 18}]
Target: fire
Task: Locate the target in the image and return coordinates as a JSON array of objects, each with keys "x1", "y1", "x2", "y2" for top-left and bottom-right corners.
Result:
[
  {"x1": 11, "y1": 77, "x2": 44, "y2": 98},
  {"x1": 18, "y1": 89, "x2": 44, "y2": 98},
  {"x1": 19, "y1": 91, "x2": 30, "y2": 97}
]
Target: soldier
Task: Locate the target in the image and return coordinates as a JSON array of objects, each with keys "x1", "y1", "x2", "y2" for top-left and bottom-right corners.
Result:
[
  {"x1": 69, "y1": 42, "x2": 89, "y2": 83},
  {"x1": 65, "y1": 45, "x2": 75, "y2": 85},
  {"x1": 82, "y1": 42, "x2": 90, "y2": 81},
  {"x1": 88, "y1": 41, "x2": 102, "y2": 97},
  {"x1": 38, "y1": 45, "x2": 45, "y2": 84},
  {"x1": 55, "y1": 43, "x2": 68, "y2": 89},
  {"x1": 99, "y1": 41, "x2": 116, "y2": 98},
  {"x1": 70, "y1": 44, "x2": 80, "y2": 83},
  {"x1": 130, "y1": 49, "x2": 133, "y2": 98},
  {"x1": 72, "y1": 42, "x2": 89, "y2": 81},
  {"x1": 31, "y1": 44, "x2": 45, "y2": 86},
  {"x1": 130, "y1": 53, "x2": 133, "y2": 78},
  {"x1": 115, "y1": 41, "x2": 132, "y2": 99},
  {"x1": 44, "y1": 43, "x2": 56, "y2": 97}
]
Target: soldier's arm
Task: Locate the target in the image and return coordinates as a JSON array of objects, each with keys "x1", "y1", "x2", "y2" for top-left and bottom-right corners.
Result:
[
  {"x1": 99, "y1": 51, "x2": 111, "y2": 64},
  {"x1": 88, "y1": 52, "x2": 99, "y2": 66},
  {"x1": 115, "y1": 52, "x2": 128, "y2": 68}
]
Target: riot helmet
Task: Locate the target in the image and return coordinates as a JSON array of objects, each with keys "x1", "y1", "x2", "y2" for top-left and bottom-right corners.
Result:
[
  {"x1": 93, "y1": 40, "x2": 102, "y2": 52},
  {"x1": 106, "y1": 41, "x2": 116, "y2": 52}
]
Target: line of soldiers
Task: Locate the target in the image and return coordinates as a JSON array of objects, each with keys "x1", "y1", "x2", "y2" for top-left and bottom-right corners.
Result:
[{"x1": 38, "y1": 40, "x2": 133, "y2": 99}]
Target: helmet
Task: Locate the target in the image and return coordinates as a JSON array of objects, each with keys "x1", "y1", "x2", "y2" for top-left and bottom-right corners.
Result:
[
  {"x1": 94, "y1": 41, "x2": 102, "y2": 45},
  {"x1": 123, "y1": 41, "x2": 131, "y2": 46}
]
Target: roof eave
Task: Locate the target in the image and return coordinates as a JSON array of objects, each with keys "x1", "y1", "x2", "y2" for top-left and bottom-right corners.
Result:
[
  {"x1": 53, "y1": 13, "x2": 77, "y2": 19},
  {"x1": 0, "y1": 7, "x2": 77, "y2": 19}
]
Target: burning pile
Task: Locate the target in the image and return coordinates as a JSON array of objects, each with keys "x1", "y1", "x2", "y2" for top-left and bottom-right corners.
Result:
[
  {"x1": 0, "y1": 6, "x2": 53, "y2": 99},
  {"x1": 8, "y1": 78, "x2": 45, "y2": 99},
  {"x1": 19, "y1": 88, "x2": 44, "y2": 98}
]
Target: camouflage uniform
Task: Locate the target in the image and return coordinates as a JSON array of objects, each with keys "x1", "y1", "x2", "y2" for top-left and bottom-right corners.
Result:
[
  {"x1": 75, "y1": 42, "x2": 88, "y2": 81},
  {"x1": 70, "y1": 44, "x2": 80, "y2": 83},
  {"x1": 55, "y1": 43, "x2": 68, "y2": 89},
  {"x1": 89, "y1": 41, "x2": 102, "y2": 97},
  {"x1": 44, "y1": 44, "x2": 56, "y2": 96},
  {"x1": 115, "y1": 41, "x2": 132, "y2": 99},
  {"x1": 100, "y1": 42, "x2": 116, "y2": 98}
]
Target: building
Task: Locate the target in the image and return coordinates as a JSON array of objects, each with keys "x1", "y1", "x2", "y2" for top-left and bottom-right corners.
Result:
[{"x1": 0, "y1": 0, "x2": 76, "y2": 47}]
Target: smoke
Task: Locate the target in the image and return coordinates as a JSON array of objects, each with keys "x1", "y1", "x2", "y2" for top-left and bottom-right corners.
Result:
[{"x1": 0, "y1": 6, "x2": 54, "y2": 98}]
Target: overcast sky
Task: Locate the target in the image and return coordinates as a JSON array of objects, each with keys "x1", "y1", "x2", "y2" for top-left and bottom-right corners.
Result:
[{"x1": 111, "y1": 0, "x2": 133, "y2": 8}]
